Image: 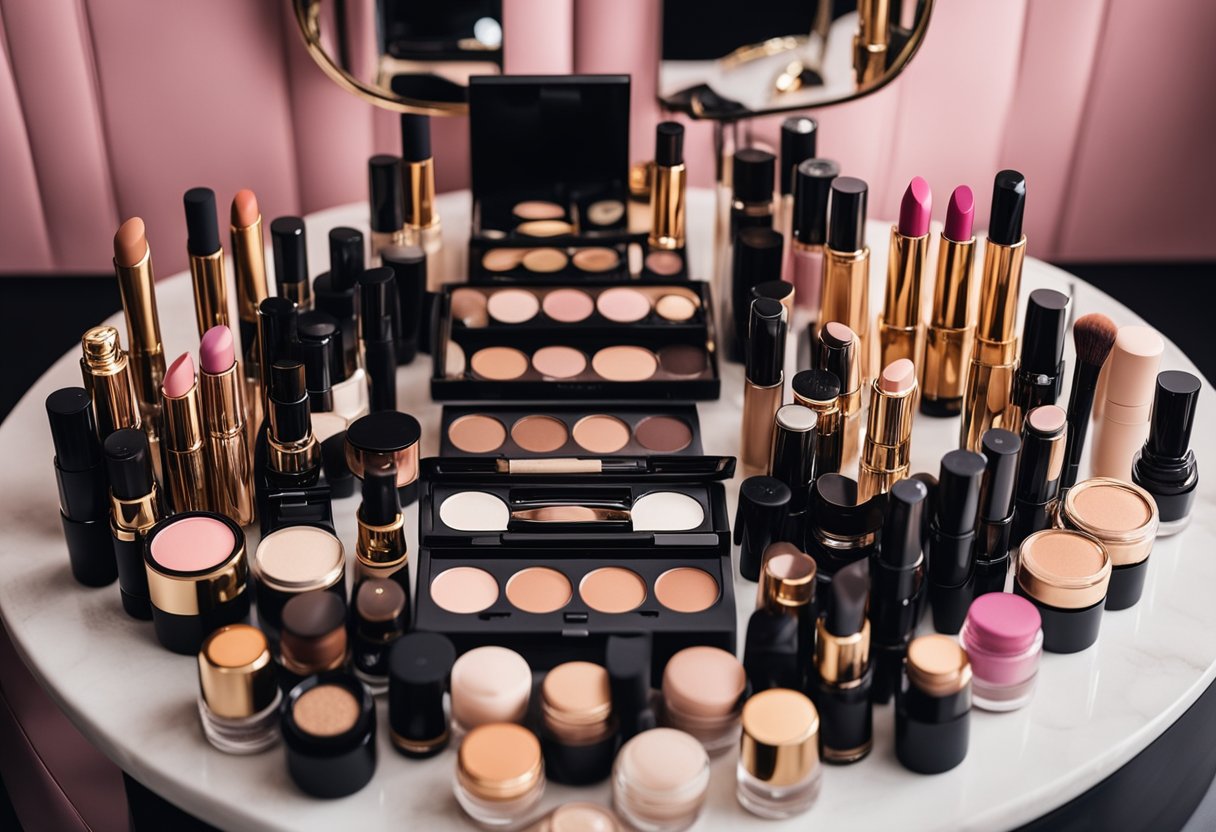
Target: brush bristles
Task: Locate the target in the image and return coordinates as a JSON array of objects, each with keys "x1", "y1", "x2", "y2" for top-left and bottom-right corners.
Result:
[{"x1": 1072, "y1": 313, "x2": 1117, "y2": 367}]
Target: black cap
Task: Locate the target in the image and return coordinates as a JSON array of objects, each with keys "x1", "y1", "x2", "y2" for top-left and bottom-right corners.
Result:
[
  {"x1": 1146, "y1": 371, "x2": 1201, "y2": 459},
  {"x1": 779, "y1": 117, "x2": 818, "y2": 194},
  {"x1": 745, "y1": 298, "x2": 787, "y2": 386},
  {"x1": 792, "y1": 368, "x2": 841, "y2": 403},
  {"x1": 361, "y1": 466, "x2": 401, "y2": 526},
  {"x1": 270, "y1": 216, "x2": 308, "y2": 288},
  {"x1": 354, "y1": 579, "x2": 408, "y2": 640},
  {"x1": 328, "y1": 227, "x2": 365, "y2": 293},
  {"x1": 734, "y1": 476, "x2": 792, "y2": 581},
  {"x1": 988, "y1": 169, "x2": 1026, "y2": 246},
  {"x1": 369, "y1": 155, "x2": 405, "y2": 233},
  {"x1": 879, "y1": 478, "x2": 928, "y2": 569},
  {"x1": 359, "y1": 267, "x2": 399, "y2": 343},
  {"x1": 732, "y1": 148, "x2": 776, "y2": 204},
  {"x1": 810, "y1": 473, "x2": 886, "y2": 539},
  {"x1": 736, "y1": 227, "x2": 783, "y2": 282},
  {"x1": 793, "y1": 158, "x2": 839, "y2": 246},
  {"x1": 321, "y1": 432, "x2": 355, "y2": 500},
  {"x1": 752, "y1": 279, "x2": 794, "y2": 307},
  {"x1": 389, "y1": 632, "x2": 456, "y2": 754},
  {"x1": 183, "y1": 187, "x2": 220, "y2": 256},
  {"x1": 935, "y1": 450, "x2": 986, "y2": 536},
  {"x1": 605, "y1": 633, "x2": 656, "y2": 741},
  {"x1": 382, "y1": 247, "x2": 426, "y2": 365},
  {"x1": 102, "y1": 429, "x2": 153, "y2": 501},
  {"x1": 271, "y1": 360, "x2": 307, "y2": 404},
  {"x1": 45, "y1": 388, "x2": 101, "y2": 471},
  {"x1": 827, "y1": 176, "x2": 867, "y2": 252},
  {"x1": 978, "y1": 429, "x2": 1020, "y2": 522},
  {"x1": 910, "y1": 472, "x2": 938, "y2": 545},
  {"x1": 816, "y1": 323, "x2": 858, "y2": 394},
  {"x1": 655, "y1": 121, "x2": 685, "y2": 167},
  {"x1": 824, "y1": 558, "x2": 869, "y2": 636},
  {"x1": 297, "y1": 312, "x2": 339, "y2": 409},
  {"x1": 400, "y1": 113, "x2": 432, "y2": 162},
  {"x1": 257, "y1": 296, "x2": 299, "y2": 372},
  {"x1": 770, "y1": 405, "x2": 818, "y2": 514},
  {"x1": 1020, "y1": 289, "x2": 1070, "y2": 374}
]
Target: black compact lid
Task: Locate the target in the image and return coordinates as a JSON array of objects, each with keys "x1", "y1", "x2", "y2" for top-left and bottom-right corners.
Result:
[
  {"x1": 655, "y1": 121, "x2": 685, "y2": 167},
  {"x1": 328, "y1": 227, "x2": 365, "y2": 293},
  {"x1": 745, "y1": 298, "x2": 787, "y2": 386},
  {"x1": 793, "y1": 158, "x2": 839, "y2": 246},
  {"x1": 791, "y1": 368, "x2": 841, "y2": 403},
  {"x1": 369, "y1": 155, "x2": 405, "y2": 233},
  {"x1": 270, "y1": 216, "x2": 308, "y2": 287},
  {"x1": 183, "y1": 187, "x2": 220, "y2": 257},
  {"x1": 827, "y1": 176, "x2": 867, "y2": 252},
  {"x1": 389, "y1": 632, "x2": 456, "y2": 739},
  {"x1": 45, "y1": 387, "x2": 101, "y2": 471},
  {"x1": 359, "y1": 267, "x2": 399, "y2": 342},
  {"x1": 732, "y1": 148, "x2": 776, "y2": 204},
  {"x1": 879, "y1": 478, "x2": 927, "y2": 569},
  {"x1": 988, "y1": 169, "x2": 1026, "y2": 246},
  {"x1": 1146, "y1": 371, "x2": 1201, "y2": 458},
  {"x1": 103, "y1": 428, "x2": 153, "y2": 501},
  {"x1": 779, "y1": 117, "x2": 818, "y2": 195},
  {"x1": 1020, "y1": 289, "x2": 1070, "y2": 373},
  {"x1": 935, "y1": 450, "x2": 986, "y2": 536},
  {"x1": 978, "y1": 429, "x2": 1020, "y2": 521},
  {"x1": 811, "y1": 473, "x2": 885, "y2": 537},
  {"x1": 347, "y1": 411, "x2": 422, "y2": 454}
]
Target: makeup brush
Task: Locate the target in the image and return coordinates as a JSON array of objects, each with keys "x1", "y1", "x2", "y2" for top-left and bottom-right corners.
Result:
[{"x1": 1061, "y1": 313, "x2": 1118, "y2": 490}]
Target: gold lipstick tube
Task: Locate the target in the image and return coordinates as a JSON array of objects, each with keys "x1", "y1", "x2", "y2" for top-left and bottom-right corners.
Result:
[
  {"x1": 820, "y1": 248, "x2": 872, "y2": 388},
  {"x1": 854, "y1": 0, "x2": 890, "y2": 85},
  {"x1": 355, "y1": 512, "x2": 408, "y2": 584},
  {"x1": 960, "y1": 237, "x2": 1025, "y2": 451},
  {"x1": 230, "y1": 214, "x2": 269, "y2": 430},
  {"x1": 649, "y1": 162, "x2": 687, "y2": 251},
  {"x1": 858, "y1": 376, "x2": 917, "y2": 501},
  {"x1": 405, "y1": 158, "x2": 443, "y2": 288},
  {"x1": 267, "y1": 428, "x2": 320, "y2": 477},
  {"x1": 190, "y1": 250, "x2": 230, "y2": 337},
  {"x1": 201, "y1": 360, "x2": 255, "y2": 527},
  {"x1": 113, "y1": 247, "x2": 165, "y2": 462},
  {"x1": 920, "y1": 232, "x2": 976, "y2": 415},
  {"x1": 80, "y1": 326, "x2": 141, "y2": 440},
  {"x1": 163, "y1": 379, "x2": 211, "y2": 513},
  {"x1": 877, "y1": 227, "x2": 927, "y2": 372},
  {"x1": 793, "y1": 381, "x2": 842, "y2": 477}
]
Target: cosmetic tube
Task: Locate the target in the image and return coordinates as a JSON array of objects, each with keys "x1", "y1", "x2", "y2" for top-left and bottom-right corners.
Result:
[
  {"x1": 282, "y1": 673, "x2": 377, "y2": 798},
  {"x1": 814, "y1": 558, "x2": 873, "y2": 764},
  {"x1": 606, "y1": 634, "x2": 656, "y2": 742},
  {"x1": 161, "y1": 353, "x2": 211, "y2": 514},
  {"x1": 230, "y1": 190, "x2": 270, "y2": 424},
  {"x1": 858, "y1": 358, "x2": 917, "y2": 501},
  {"x1": 792, "y1": 369, "x2": 842, "y2": 478},
  {"x1": 298, "y1": 313, "x2": 347, "y2": 442},
  {"x1": 313, "y1": 227, "x2": 363, "y2": 375},
  {"x1": 804, "y1": 473, "x2": 885, "y2": 587},
  {"x1": 820, "y1": 177, "x2": 872, "y2": 387},
  {"x1": 877, "y1": 179, "x2": 930, "y2": 373},
  {"x1": 661, "y1": 646, "x2": 747, "y2": 756},
  {"x1": 920, "y1": 186, "x2": 976, "y2": 417},
  {"x1": 46, "y1": 388, "x2": 115, "y2": 586},
  {"x1": 351, "y1": 579, "x2": 409, "y2": 694},
  {"x1": 730, "y1": 228, "x2": 784, "y2": 363},
  {"x1": 104, "y1": 428, "x2": 161, "y2": 618},
  {"x1": 769, "y1": 404, "x2": 818, "y2": 541},
  {"x1": 256, "y1": 296, "x2": 298, "y2": 416},
  {"x1": 734, "y1": 476, "x2": 792, "y2": 582},
  {"x1": 271, "y1": 216, "x2": 312, "y2": 311},
  {"x1": 746, "y1": 550, "x2": 815, "y2": 693},
  {"x1": 359, "y1": 267, "x2": 400, "y2": 412},
  {"x1": 895, "y1": 635, "x2": 971, "y2": 774},
  {"x1": 450, "y1": 646, "x2": 532, "y2": 736},
  {"x1": 382, "y1": 245, "x2": 426, "y2": 364},
  {"x1": 199, "y1": 326, "x2": 255, "y2": 527},
  {"x1": 1008, "y1": 289, "x2": 1070, "y2": 434},
  {"x1": 815, "y1": 322, "x2": 863, "y2": 465},
  {"x1": 960, "y1": 592, "x2": 1042, "y2": 712},
  {"x1": 788, "y1": 159, "x2": 839, "y2": 313},
  {"x1": 737, "y1": 688, "x2": 822, "y2": 818},
  {"x1": 961, "y1": 171, "x2": 1026, "y2": 451},
  {"x1": 389, "y1": 631, "x2": 456, "y2": 757},
  {"x1": 740, "y1": 298, "x2": 787, "y2": 475},
  {"x1": 1091, "y1": 325, "x2": 1165, "y2": 480},
  {"x1": 973, "y1": 428, "x2": 1020, "y2": 596},
  {"x1": 870, "y1": 478, "x2": 928, "y2": 704},
  {"x1": 1014, "y1": 529, "x2": 1111, "y2": 653},
  {"x1": 720, "y1": 148, "x2": 776, "y2": 359},
  {"x1": 354, "y1": 466, "x2": 409, "y2": 591},
  {"x1": 650, "y1": 122, "x2": 687, "y2": 252},
  {"x1": 455, "y1": 723, "x2": 545, "y2": 828},
  {"x1": 541, "y1": 661, "x2": 617, "y2": 785},
  {"x1": 1058, "y1": 478, "x2": 1158, "y2": 610},
  {"x1": 777, "y1": 117, "x2": 817, "y2": 253},
  {"x1": 251, "y1": 524, "x2": 345, "y2": 639},
  {"x1": 278, "y1": 591, "x2": 350, "y2": 687},
  {"x1": 613, "y1": 728, "x2": 709, "y2": 832},
  {"x1": 927, "y1": 450, "x2": 986, "y2": 634},
  {"x1": 197, "y1": 624, "x2": 281, "y2": 754},
  {"x1": 112, "y1": 218, "x2": 165, "y2": 465},
  {"x1": 80, "y1": 326, "x2": 141, "y2": 441},
  {"x1": 1133, "y1": 371, "x2": 1200, "y2": 535},
  {"x1": 184, "y1": 188, "x2": 229, "y2": 335},
  {"x1": 368, "y1": 154, "x2": 407, "y2": 263},
  {"x1": 258, "y1": 360, "x2": 330, "y2": 535},
  {"x1": 1010, "y1": 405, "x2": 1067, "y2": 546}
]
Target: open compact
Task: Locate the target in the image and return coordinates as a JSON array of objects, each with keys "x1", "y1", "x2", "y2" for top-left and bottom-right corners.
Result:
[
  {"x1": 432, "y1": 282, "x2": 719, "y2": 400},
  {"x1": 414, "y1": 456, "x2": 737, "y2": 678}
]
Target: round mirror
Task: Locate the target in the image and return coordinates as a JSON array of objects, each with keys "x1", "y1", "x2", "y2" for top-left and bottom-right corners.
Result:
[{"x1": 659, "y1": 0, "x2": 934, "y2": 118}]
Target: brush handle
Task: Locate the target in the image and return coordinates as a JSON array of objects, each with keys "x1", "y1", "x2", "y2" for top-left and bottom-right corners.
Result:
[{"x1": 1062, "y1": 360, "x2": 1103, "y2": 488}]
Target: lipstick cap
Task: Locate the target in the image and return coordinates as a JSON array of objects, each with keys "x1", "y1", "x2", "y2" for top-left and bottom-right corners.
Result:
[
  {"x1": 735, "y1": 476, "x2": 792, "y2": 581},
  {"x1": 978, "y1": 429, "x2": 1020, "y2": 522},
  {"x1": 328, "y1": 227, "x2": 364, "y2": 293},
  {"x1": 270, "y1": 217, "x2": 308, "y2": 289},
  {"x1": 935, "y1": 450, "x2": 986, "y2": 536},
  {"x1": 988, "y1": 170, "x2": 1026, "y2": 246},
  {"x1": 46, "y1": 387, "x2": 101, "y2": 471},
  {"x1": 359, "y1": 267, "x2": 400, "y2": 343},
  {"x1": 735, "y1": 227, "x2": 783, "y2": 286},
  {"x1": 793, "y1": 158, "x2": 839, "y2": 246},
  {"x1": 606, "y1": 633, "x2": 656, "y2": 740},
  {"x1": 369, "y1": 155, "x2": 405, "y2": 233},
  {"x1": 389, "y1": 631, "x2": 456, "y2": 754},
  {"x1": 732, "y1": 148, "x2": 776, "y2": 204},
  {"x1": 103, "y1": 428, "x2": 154, "y2": 501},
  {"x1": 745, "y1": 298, "x2": 787, "y2": 387},
  {"x1": 827, "y1": 176, "x2": 867, "y2": 252},
  {"x1": 1020, "y1": 289, "x2": 1070, "y2": 374},
  {"x1": 791, "y1": 368, "x2": 841, "y2": 406},
  {"x1": 655, "y1": 121, "x2": 684, "y2": 167},
  {"x1": 257, "y1": 297, "x2": 298, "y2": 372},
  {"x1": 297, "y1": 312, "x2": 340, "y2": 409},
  {"x1": 769, "y1": 405, "x2": 817, "y2": 513},
  {"x1": 381, "y1": 245, "x2": 426, "y2": 365},
  {"x1": 752, "y1": 279, "x2": 795, "y2": 308},
  {"x1": 183, "y1": 187, "x2": 220, "y2": 257},
  {"x1": 779, "y1": 117, "x2": 818, "y2": 195},
  {"x1": 879, "y1": 478, "x2": 928, "y2": 569},
  {"x1": 1145, "y1": 371, "x2": 1201, "y2": 459},
  {"x1": 400, "y1": 113, "x2": 431, "y2": 162}
]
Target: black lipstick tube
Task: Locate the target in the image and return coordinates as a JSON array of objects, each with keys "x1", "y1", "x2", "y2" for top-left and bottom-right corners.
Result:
[
  {"x1": 973, "y1": 429, "x2": 1020, "y2": 596},
  {"x1": 104, "y1": 428, "x2": 162, "y2": 619},
  {"x1": 870, "y1": 478, "x2": 928, "y2": 703},
  {"x1": 359, "y1": 267, "x2": 400, "y2": 412},
  {"x1": 1010, "y1": 289, "x2": 1069, "y2": 431},
  {"x1": 927, "y1": 450, "x2": 986, "y2": 634},
  {"x1": 1010, "y1": 406, "x2": 1067, "y2": 546}
]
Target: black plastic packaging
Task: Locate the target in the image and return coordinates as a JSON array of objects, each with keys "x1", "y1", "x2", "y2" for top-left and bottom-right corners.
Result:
[
  {"x1": 732, "y1": 148, "x2": 776, "y2": 207},
  {"x1": 369, "y1": 155, "x2": 405, "y2": 235},
  {"x1": 744, "y1": 608, "x2": 802, "y2": 693},
  {"x1": 298, "y1": 312, "x2": 342, "y2": 413},
  {"x1": 927, "y1": 450, "x2": 985, "y2": 634},
  {"x1": 282, "y1": 673, "x2": 377, "y2": 797},
  {"x1": 389, "y1": 632, "x2": 455, "y2": 757},
  {"x1": 1133, "y1": 371, "x2": 1201, "y2": 530},
  {"x1": 321, "y1": 433, "x2": 355, "y2": 500},
  {"x1": 1014, "y1": 583, "x2": 1105, "y2": 654},
  {"x1": 256, "y1": 361, "x2": 332, "y2": 535},
  {"x1": 827, "y1": 177, "x2": 867, "y2": 252},
  {"x1": 655, "y1": 121, "x2": 684, "y2": 168},
  {"x1": 382, "y1": 246, "x2": 426, "y2": 364},
  {"x1": 895, "y1": 643, "x2": 972, "y2": 774},
  {"x1": 103, "y1": 428, "x2": 160, "y2": 619},
  {"x1": 183, "y1": 187, "x2": 220, "y2": 256},
  {"x1": 1011, "y1": 289, "x2": 1069, "y2": 418},
  {"x1": 987, "y1": 170, "x2": 1027, "y2": 246},
  {"x1": 351, "y1": 579, "x2": 409, "y2": 691},
  {"x1": 1010, "y1": 406, "x2": 1067, "y2": 546},
  {"x1": 734, "y1": 476, "x2": 792, "y2": 581},
  {"x1": 257, "y1": 297, "x2": 299, "y2": 408},
  {"x1": 870, "y1": 478, "x2": 928, "y2": 703},
  {"x1": 779, "y1": 117, "x2": 817, "y2": 196},
  {"x1": 606, "y1": 634, "x2": 657, "y2": 740},
  {"x1": 769, "y1": 405, "x2": 818, "y2": 542},
  {"x1": 313, "y1": 227, "x2": 363, "y2": 374},
  {"x1": 270, "y1": 216, "x2": 309, "y2": 302},
  {"x1": 731, "y1": 229, "x2": 784, "y2": 361},
  {"x1": 814, "y1": 559, "x2": 873, "y2": 764},
  {"x1": 359, "y1": 267, "x2": 400, "y2": 412},
  {"x1": 792, "y1": 159, "x2": 840, "y2": 247},
  {"x1": 974, "y1": 429, "x2": 1020, "y2": 596},
  {"x1": 805, "y1": 473, "x2": 885, "y2": 588}
]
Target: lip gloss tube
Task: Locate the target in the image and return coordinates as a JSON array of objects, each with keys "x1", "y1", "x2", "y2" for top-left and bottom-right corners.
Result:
[
  {"x1": 162, "y1": 353, "x2": 211, "y2": 514},
  {"x1": 858, "y1": 358, "x2": 917, "y2": 502},
  {"x1": 104, "y1": 428, "x2": 162, "y2": 618},
  {"x1": 200, "y1": 326, "x2": 256, "y2": 527}
]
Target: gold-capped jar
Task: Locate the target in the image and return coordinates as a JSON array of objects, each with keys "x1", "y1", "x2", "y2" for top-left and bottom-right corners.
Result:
[
  {"x1": 455, "y1": 723, "x2": 545, "y2": 828},
  {"x1": 197, "y1": 624, "x2": 280, "y2": 754},
  {"x1": 736, "y1": 689, "x2": 822, "y2": 818},
  {"x1": 1058, "y1": 477, "x2": 1158, "y2": 611}
]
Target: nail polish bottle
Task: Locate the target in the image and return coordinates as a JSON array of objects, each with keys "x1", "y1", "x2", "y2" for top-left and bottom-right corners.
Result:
[{"x1": 1132, "y1": 371, "x2": 1200, "y2": 536}]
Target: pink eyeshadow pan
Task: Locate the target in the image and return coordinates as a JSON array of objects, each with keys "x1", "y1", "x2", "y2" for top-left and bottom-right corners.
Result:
[
  {"x1": 542, "y1": 289, "x2": 595, "y2": 323},
  {"x1": 149, "y1": 516, "x2": 236, "y2": 572}
]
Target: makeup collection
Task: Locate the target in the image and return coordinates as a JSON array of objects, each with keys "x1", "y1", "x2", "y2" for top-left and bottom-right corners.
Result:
[{"x1": 40, "y1": 73, "x2": 1204, "y2": 828}]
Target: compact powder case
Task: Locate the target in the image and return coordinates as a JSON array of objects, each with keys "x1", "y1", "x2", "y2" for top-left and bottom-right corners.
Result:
[
  {"x1": 414, "y1": 456, "x2": 737, "y2": 677},
  {"x1": 432, "y1": 282, "x2": 720, "y2": 401},
  {"x1": 439, "y1": 405, "x2": 703, "y2": 458}
]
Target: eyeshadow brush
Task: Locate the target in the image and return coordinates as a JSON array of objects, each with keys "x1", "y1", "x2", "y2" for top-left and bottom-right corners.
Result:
[{"x1": 1061, "y1": 313, "x2": 1118, "y2": 491}]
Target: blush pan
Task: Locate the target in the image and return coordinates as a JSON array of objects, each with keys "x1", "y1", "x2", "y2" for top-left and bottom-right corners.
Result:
[
  {"x1": 148, "y1": 515, "x2": 235, "y2": 572},
  {"x1": 597, "y1": 288, "x2": 651, "y2": 323},
  {"x1": 542, "y1": 289, "x2": 595, "y2": 323},
  {"x1": 486, "y1": 289, "x2": 540, "y2": 324},
  {"x1": 531, "y1": 346, "x2": 587, "y2": 379},
  {"x1": 592, "y1": 346, "x2": 658, "y2": 382}
]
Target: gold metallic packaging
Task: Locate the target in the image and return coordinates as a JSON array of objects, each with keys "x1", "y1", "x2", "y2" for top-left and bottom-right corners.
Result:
[
  {"x1": 80, "y1": 326, "x2": 141, "y2": 440},
  {"x1": 920, "y1": 228, "x2": 976, "y2": 415},
  {"x1": 190, "y1": 249, "x2": 229, "y2": 337},
  {"x1": 230, "y1": 209, "x2": 269, "y2": 429},
  {"x1": 877, "y1": 226, "x2": 927, "y2": 373},
  {"x1": 819, "y1": 248, "x2": 872, "y2": 389},
  {"x1": 162, "y1": 371, "x2": 211, "y2": 513},
  {"x1": 113, "y1": 242, "x2": 165, "y2": 466},
  {"x1": 200, "y1": 356, "x2": 255, "y2": 526},
  {"x1": 858, "y1": 369, "x2": 917, "y2": 501}
]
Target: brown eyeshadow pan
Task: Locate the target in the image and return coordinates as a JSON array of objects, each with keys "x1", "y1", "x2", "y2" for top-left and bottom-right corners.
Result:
[
  {"x1": 658, "y1": 344, "x2": 708, "y2": 377},
  {"x1": 634, "y1": 415, "x2": 693, "y2": 453},
  {"x1": 522, "y1": 248, "x2": 569, "y2": 273},
  {"x1": 654, "y1": 568, "x2": 720, "y2": 613},
  {"x1": 449, "y1": 414, "x2": 508, "y2": 453},
  {"x1": 469, "y1": 347, "x2": 530, "y2": 381},
  {"x1": 511, "y1": 415, "x2": 569, "y2": 453}
]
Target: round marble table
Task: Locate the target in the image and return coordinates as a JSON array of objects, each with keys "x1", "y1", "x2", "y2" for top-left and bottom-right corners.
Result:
[{"x1": 1, "y1": 189, "x2": 1213, "y2": 832}]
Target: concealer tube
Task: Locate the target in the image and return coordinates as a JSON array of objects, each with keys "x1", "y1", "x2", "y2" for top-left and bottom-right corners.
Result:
[
  {"x1": 112, "y1": 218, "x2": 165, "y2": 464},
  {"x1": 199, "y1": 326, "x2": 255, "y2": 527},
  {"x1": 161, "y1": 353, "x2": 211, "y2": 513},
  {"x1": 920, "y1": 186, "x2": 976, "y2": 417},
  {"x1": 815, "y1": 322, "x2": 862, "y2": 466},
  {"x1": 877, "y1": 178, "x2": 930, "y2": 373},
  {"x1": 184, "y1": 188, "x2": 230, "y2": 336},
  {"x1": 820, "y1": 177, "x2": 871, "y2": 388},
  {"x1": 741, "y1": 299, "x2": 787, "y2": 475},
  {"x1": 960, "y1": 171, "x2": 1026, "y2": 451},
  {"x1": 79, "y1": 326, "x2": 141, "y2": 441},
  {"x1": 271, "y1": 217, "x2": 312, "y2": 311},
  {"x1": 1091, "y1": 325, "x2": 1164, "y2": 480},
  {"x1": 230, "y1": 189, "x2": 270, "y2": 428},
  {"x1": 858, "y1": 358, "x2": 917, "y2": 502},
  {"x1": 104, "y1": 428, "x2": 161, "y2": 619},
  {"x1": 649, "y1": 121, "x2": 686, "y2": 251}
]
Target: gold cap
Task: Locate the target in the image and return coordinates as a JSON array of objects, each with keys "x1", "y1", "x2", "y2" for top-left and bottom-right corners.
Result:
[
  {"x1": 1059, "y1": 478, "x2": 1158, "y2": 567},
  {"x1": 740, "y1": 688, "x2": 820, "y2": 785},
  {"x1": 82, "y1": 326, "x2": 124, "y2": 369},
  {"x1": 458, "y1": 723, "x2": 544, "y2": 801},
  {"x1": 541, "y1": 662, "x2": 613, "y2": 744},
  {"x1": 1017, "y1": 529, "x2": 1111, "y2": 609},
  {"x1": 758, "y1": 546, "x2": 816, "y2": 612},
  {"x1": 815, "y1": 618, "x2": 870, "y2": 686},
  {"x1": 906, "y1": 635, "x2": 971, "y2": 697},
  {"x1": 197, "y1": 624, "x2": 277, "y2": 718}
]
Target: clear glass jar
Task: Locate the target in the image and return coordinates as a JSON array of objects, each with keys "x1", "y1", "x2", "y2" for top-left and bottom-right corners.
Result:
[
  {"x1": 660, "y1": 646, "x2": 746, "y2": 756},
  {"x1": 736, "y1": 758, "x2": 822, "y2": 819},
  {"x1": 960, "y1": 592, "x2": 1044, "y2": 712},
  {"x1": 455, "y1": 723, "x2": 546, "y2": 828},
  {"x1": 735, "y1": 688, "x2": 821, "y2": 818},
  {"x1": 197, "y1": 687, "x2": 281, "y2": 754},
  {"x1": 612, "y1": 728, "x2": 710, "y2": 832}
]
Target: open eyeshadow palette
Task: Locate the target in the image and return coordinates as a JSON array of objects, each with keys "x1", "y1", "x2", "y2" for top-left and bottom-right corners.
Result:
[
  {"x1": 431, "y1": 282, "x2": 720, "y2": 400},
  {"x1": 439, "y1": 405, "x2": 703, "y2": 457},
  {"x1": 471, "y1": 242, "x2": 690, "y2": 284},
  {"x1": 414, "y1": 456, "x2": 737, "y2": 676}
]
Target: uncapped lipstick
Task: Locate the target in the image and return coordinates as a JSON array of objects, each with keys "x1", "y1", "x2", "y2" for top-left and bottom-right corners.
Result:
[
  {"x1": 162, "y1": 352, "x2": 211, "y2": 513},
  {"x1": 878, "y1": 178, "x2": 931, "y2": 373},
  {"x1": 271, "y1": 216, "x2": 312, "y2": 311},
  {"x1": 200, "y1": 326, "x2": 255, "y2": 527},
  {"x1": 921, "y1": 186, "x2": 977, "y2": 417},
  {"x1": 1008, "y1": 289, "x2": 1070, "y2": 435},
  {"x1": 927, "y1": 449, "x2": 986, "y2": 634},
  {"x1": 112, "y1": 218, "x2": 166, "y2": 470},
  {"x1": 184, "y1": 187, "x2": 230, "y2": 336},
  {"x1": 230, "y1": 189, "x2": 270, "y2": 428},
  {"x1": 973, "y1": 428, "x2": 1020, "y2": 596},
  {"x1": 858, "y1": 358, "x2": 917, "y2": 502}
]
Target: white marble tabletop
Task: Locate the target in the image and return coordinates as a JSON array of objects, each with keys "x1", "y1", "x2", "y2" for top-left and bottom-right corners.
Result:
[{"x1": 0, "y1": 190, "x2": 1213, "y2": 832}]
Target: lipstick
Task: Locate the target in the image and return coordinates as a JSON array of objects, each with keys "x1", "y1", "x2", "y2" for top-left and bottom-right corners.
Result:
[
  {"x1": 369, "y1": 154, "x2": 407, "y2": 264},
  {"x1": 814, "y1": 558, "x2": 873, "y2": 764},
  {"x1": 230, "y1": 190, "x2": 270, "y2": 430},
  {"x1": 1008, "y1": 289, "x2": 1070, "y2": 434},
  {"x1": 355, "y1": 466, "x2": 409, "y2": 592},
  {"x1": 79, "y1": 326, "x2": 141, "y2": 441},
  {"x1": 359, "y1": 267, "x2": 400, "y2": 412},
  {"x1": 815, "y1": 322, "x2": 862, "y2": 465},
  {"x1": 1133, "y1": 371, "x2": 1201, "y2": 536},
  {"x1": 777, "y1": 117, "x2": 817, "y2": 261},
  {"x1": 973, "y1": 428, "x2": 1020, "y2": 596},
  {"x1": 112, "y1": 218, "x2": 166, "y2": 467},
  {"x1": 1091, "y1": 325, "x2": 1164, "y2": 480},
  {"x1": 104, "y1": 428, "x2": 161, "y2": 618},
  {"x1": 870, "y1": 477, "x2": 928, "y2": 704},
  {"x1": 256, "y1": 297, "x2": 298, "y2": 419},
  {"x1": 858, "y1": 358, "x2": 917, "y2": 502},
  {"x1": 313, "y1": 227, "x2": 364, "y2": 376},
  {"x1": 788, "y1": 158, "x2": 839, "y2": 314},
  {"x1": 927, "y1": 449, "x2": 986, "y2": 634},
  {"x1": 877, "y1": 178, "x2": 931, "y2": 373},
  {"x1": 741, "y1": 298, "x2": 787, "y2": 475},
  {"x1": 730, "y1": 228, "x2": 784, "y2": 362},
  {"x1": 791, "y1": 369, "x2": 842, "y2": 478},
  {"x1": 271, "y1": 216, "x2": 312, "y2": 311},
  {"x1": 649, "y1": 121, "x2": 687, "y2": 252},
  {"x1": 184, "y1": 188, "x2": 230, "y2": 336},
  {"x1": 820, "y1": 177, "x2": 872, "y2": 388},
  {"x1": 1011, "y1": 405, "x2": 1067, "y2": 546},
  {"x1": 200, "y1": 326, "x2": 255, "y2": 527},
  {"x1": 161, "y1": 352, "x2": 211, "y2": 513},
  {"x1": 920, "y1": 186, "x2": 977, "y2": 417},
  {"x1": 960, "y1": 171, "x2": 1026, "y2": 451},
  {"x1": 403, "y1": 114, "x2": 442, "y2": 355}
]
